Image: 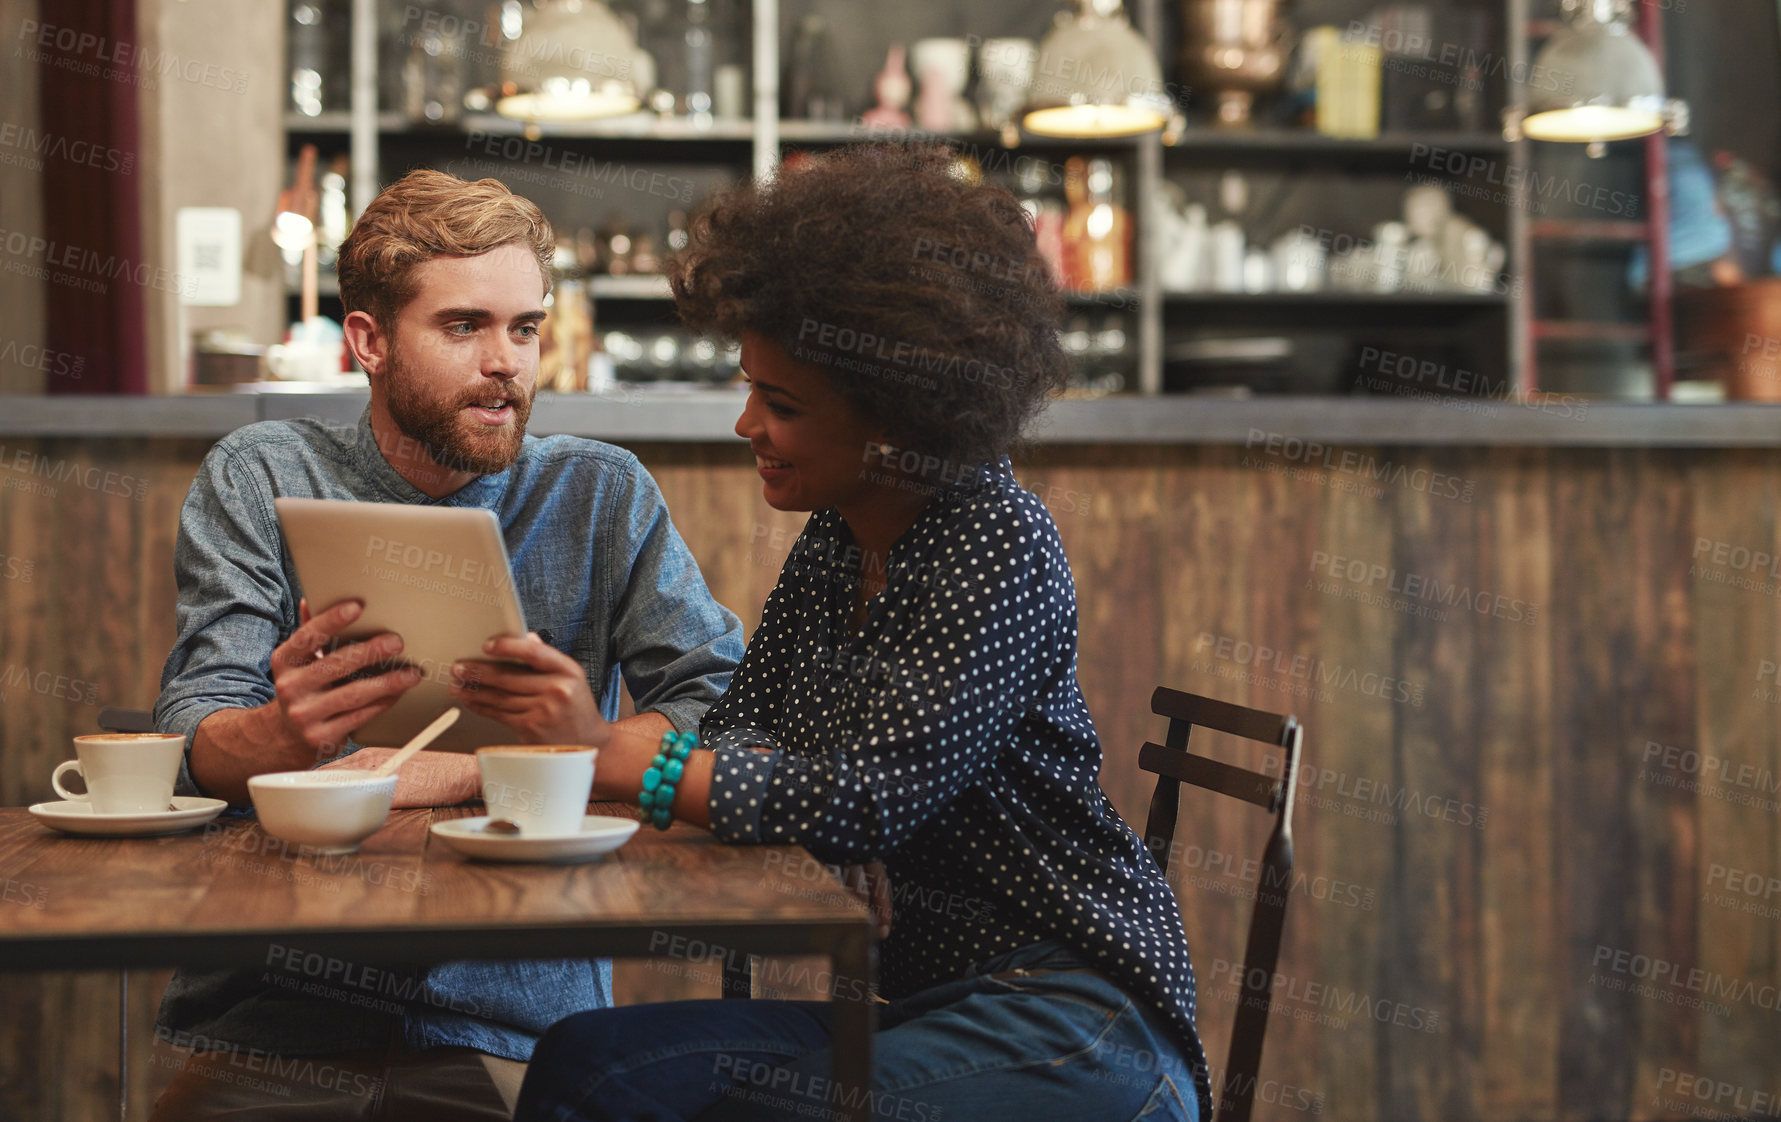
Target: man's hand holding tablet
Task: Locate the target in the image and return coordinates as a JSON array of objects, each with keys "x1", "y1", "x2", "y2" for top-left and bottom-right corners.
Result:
[
  {"x1": 295, "y1": 598, "x2": 482, "y2": 807},
  {"x1": 191, "y1": 598, "x2": 481, "y2": 807},
  {"x1": 277, "y1": 599, "x2": 420, "y2": 754}
]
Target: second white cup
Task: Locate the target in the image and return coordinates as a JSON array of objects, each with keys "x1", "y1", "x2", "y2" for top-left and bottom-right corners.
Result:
[{"x1": 476, "y1": 746, "x2": 596, "y2": 835}]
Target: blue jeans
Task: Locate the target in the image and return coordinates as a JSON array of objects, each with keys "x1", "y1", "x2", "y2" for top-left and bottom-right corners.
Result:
[{"x1": 515, "y1": 940, "x2": 1201, "y2": 1122}]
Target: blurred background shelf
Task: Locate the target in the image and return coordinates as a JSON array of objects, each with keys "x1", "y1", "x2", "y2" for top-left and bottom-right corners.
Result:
[{"x1": 277, "y1": 0, "x2": 1551, "y2": 401}]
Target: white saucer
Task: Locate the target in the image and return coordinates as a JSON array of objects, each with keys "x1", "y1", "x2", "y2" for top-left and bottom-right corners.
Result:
[
  {"x1": 430, "y1": 815, "x2": 640, "y2": 864},
  {"x1": 28, "y1": 796, "x2": 229, "y2": 837}
]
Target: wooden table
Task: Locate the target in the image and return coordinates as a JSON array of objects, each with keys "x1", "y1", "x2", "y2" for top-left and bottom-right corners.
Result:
[{"x1": 0, "y1": 803, "x2": 876, "y2": 1121}]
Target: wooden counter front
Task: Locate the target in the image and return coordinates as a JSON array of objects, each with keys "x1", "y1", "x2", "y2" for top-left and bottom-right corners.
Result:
[{"x1": 1, "y1": 436, "x2": 1777, "y2": 1120}]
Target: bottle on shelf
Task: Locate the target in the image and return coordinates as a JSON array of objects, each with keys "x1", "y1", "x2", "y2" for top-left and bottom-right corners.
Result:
[
  {"x1": 402, "y1": 19, "x2": 463, "y2": 124},
  {"x1": 699, "y1": 0, "x2": 749, "y2": 120},
  {"x1": 1242, "y1": 247, "x2": 1274, "y2": 293},
  {"x1": 1092, "y1": 311, "x2": 1131, "y2": 395},
  {"x1": 1060, "y1": 309, "x2": 1131, "y2": 396},
  {"x1": 574, "y1": 227, "x2": 600, "y2": 275},
  {"x1": 1177, "y1": 203, "x2": 1210, "y2": 292},
  {"x1": 1209, "y1": 170, "x2": 1248, "y2": 293},
  {"x1": 1371, "y1": 221, "x2": 1409, "y2": 292},
  {"x1": 684, "y1": 0, "x2": 713, "y2": 124},
  {"x1": 594, "y1": 219, "x2": 636, "y2": 276},
  {"x1": 1015, "y1": 161, "x2": 1067, "y2": 285},
  {"x1": 1062, "y1": 157, "x2": 1132, "y2": 292},
  {"x1": 288, "y1": 0, "x2": 345, "y2": 117},
  {"x1": 317, "y1": 156, "x2": 349, "y2": 269},
  {"x1": 1269, "y1": 226, "x2": 1327, "y2": 292},
  {"x1": 631, "y1": 235, "x2": 663, "y2": 275},
  {"x1": 539, "y1": 243, "x2": 592, "y2": 392},
  {"x1": 1152, "y1": 181, "x2": 1211, "y2": 294},
  {"x1": 785, "y1": 15, "x2": 845, "y2": 120}
]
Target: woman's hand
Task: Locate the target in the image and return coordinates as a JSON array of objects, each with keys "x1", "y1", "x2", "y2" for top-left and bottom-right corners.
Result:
[
  {"x1": 449, "y1": 633, "x2": 612, "y2": 747},
  {"x1": 843, "y1": 861, "x2": 893, "y2": 940}
]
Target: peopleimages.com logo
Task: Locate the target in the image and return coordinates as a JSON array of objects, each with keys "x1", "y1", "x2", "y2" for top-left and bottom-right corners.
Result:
[
  {"x1": 1243, "y1": 429, "x2": 1475, "y2": 503},
  {"x1": 1653, "y1": 1068, "x2": 1780, "y2": 1119},
  {"x1": 1193, "y1": 631, "x2": 1425, "y2": 708}
]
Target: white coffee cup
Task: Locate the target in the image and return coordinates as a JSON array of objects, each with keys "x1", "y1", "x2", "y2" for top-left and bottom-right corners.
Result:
[
  {"x1": 476, "y1": 745, "x2": 597, "y2": 835},
  {"x1": 52, "y1": 733, "x2": 185, "y2": 814}
]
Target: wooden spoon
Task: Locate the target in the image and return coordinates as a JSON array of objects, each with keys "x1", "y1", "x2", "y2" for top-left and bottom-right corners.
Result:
[{"x1": 372, "y1": 708, "x2": 462, "y2": 778}]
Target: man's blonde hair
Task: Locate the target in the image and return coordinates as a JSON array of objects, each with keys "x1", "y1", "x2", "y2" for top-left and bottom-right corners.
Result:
[{"x1": 337, "y1": 168, "x2": 554, "y2": 329}]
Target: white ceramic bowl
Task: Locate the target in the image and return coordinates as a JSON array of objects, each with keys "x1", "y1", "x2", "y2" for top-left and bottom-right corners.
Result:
[{"x1": 247, "y1": 770, "x2": 399, "y2": 854}]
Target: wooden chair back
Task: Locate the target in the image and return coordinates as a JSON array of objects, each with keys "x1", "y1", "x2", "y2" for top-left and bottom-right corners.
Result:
[{"x1": 1139, "y1": 687, "x2": 1302, "y2": 1122}]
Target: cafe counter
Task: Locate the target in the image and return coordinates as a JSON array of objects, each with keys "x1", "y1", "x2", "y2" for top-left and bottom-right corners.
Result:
[{"x1": 2, "y1": 389, "x2": 1780, "y2": 444}]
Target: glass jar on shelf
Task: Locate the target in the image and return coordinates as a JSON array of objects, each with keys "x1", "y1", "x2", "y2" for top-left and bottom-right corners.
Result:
[
  {"x1": 539, "y1": 243, "x2": 592, "y2": 392},
  {"x1": 1062, "y1": 157, "x2": 1132, "y2": 292},
  {"x1": 288, "y1": 0, "x2": 349, "y2": 117}
]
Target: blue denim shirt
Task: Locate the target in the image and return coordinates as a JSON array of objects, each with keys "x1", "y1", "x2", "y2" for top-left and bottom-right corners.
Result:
[{"x1": 153, "y1": 407, "x2": 743, "y2": 1060}]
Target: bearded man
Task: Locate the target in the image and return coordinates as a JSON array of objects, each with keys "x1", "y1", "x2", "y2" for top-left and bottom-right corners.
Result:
[{"x1": 146, "y1": 169, "x2": 743, "y2": 1121}]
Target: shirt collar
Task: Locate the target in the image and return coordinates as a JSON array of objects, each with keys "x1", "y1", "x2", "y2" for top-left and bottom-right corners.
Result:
[
  {"x1": 890, "y1": 455, "x2": 1014, "y2": 551},
  {"x1": 347, "y1": 405, "x2": 516, "y2": 507},
  {"x1": 813, "y1": 454, "x2": 1017, "y2": 565}
]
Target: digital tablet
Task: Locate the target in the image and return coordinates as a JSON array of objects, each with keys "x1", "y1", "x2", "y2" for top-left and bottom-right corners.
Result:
[{"x1": 274, "y1": 497, "x2": 529, "y2": 753}]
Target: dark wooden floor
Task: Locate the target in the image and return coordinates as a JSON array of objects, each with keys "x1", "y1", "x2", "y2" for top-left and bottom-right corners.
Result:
[{"x1": 2, "y1": 437, "x2": 1778, "y2": 1120}]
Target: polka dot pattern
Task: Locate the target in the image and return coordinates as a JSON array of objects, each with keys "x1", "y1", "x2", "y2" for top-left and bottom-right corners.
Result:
[{"x1": 702, "y1": 460, "x2": 1212, "y2": 1112}]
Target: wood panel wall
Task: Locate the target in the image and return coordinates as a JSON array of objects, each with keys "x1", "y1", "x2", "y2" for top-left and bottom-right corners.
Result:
[{"x1": 2, "y1": 436, "x2": 1778, "y2": 1121}]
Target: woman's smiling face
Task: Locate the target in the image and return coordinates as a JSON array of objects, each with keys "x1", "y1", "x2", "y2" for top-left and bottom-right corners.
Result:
[{"x1": 733, "y1": 331, "x2": 886, "y2": 513}]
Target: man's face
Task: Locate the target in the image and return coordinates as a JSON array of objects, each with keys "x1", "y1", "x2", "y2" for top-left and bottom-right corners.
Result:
[{"x1": 379, "y1": 242, "x2": 547, "y2": 476}]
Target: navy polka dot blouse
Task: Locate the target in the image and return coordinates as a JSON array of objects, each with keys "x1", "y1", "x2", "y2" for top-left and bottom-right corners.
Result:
[{"x1": 702, "y1": 461, "x2": 1212, "y2": 1115}]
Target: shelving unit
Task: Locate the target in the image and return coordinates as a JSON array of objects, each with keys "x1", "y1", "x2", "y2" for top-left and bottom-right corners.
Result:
[
  {"x1": 1511, "y1": 0, "x2": 1672, "y2": 399},
  {"x1": 286, "y1": 0, "x2": 1532, "y2": 397}
]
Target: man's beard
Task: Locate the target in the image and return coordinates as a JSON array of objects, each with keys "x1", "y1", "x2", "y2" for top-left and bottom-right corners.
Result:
[{"x1": 383, "y1": 345, "x2": 534, "y2": 477}]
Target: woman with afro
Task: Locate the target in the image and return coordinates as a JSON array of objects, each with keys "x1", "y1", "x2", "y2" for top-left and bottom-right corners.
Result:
[{"x1": 516, "y1": 144, "x2": 1211, "y2": 1122}]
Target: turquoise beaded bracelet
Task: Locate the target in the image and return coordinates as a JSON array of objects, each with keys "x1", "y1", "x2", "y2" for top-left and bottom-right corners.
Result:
[{"x1": 638, "y1": 730, "x2": 696, "y2": 829}]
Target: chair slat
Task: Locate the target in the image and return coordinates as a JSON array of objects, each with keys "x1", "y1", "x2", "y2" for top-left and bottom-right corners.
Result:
[
  {"x1": 1139, "y1": 743, "x2": 1279, "y2": 810},
  {"x1": 1151, "y1": 687, "x2": 1290, "y2": 745}
]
